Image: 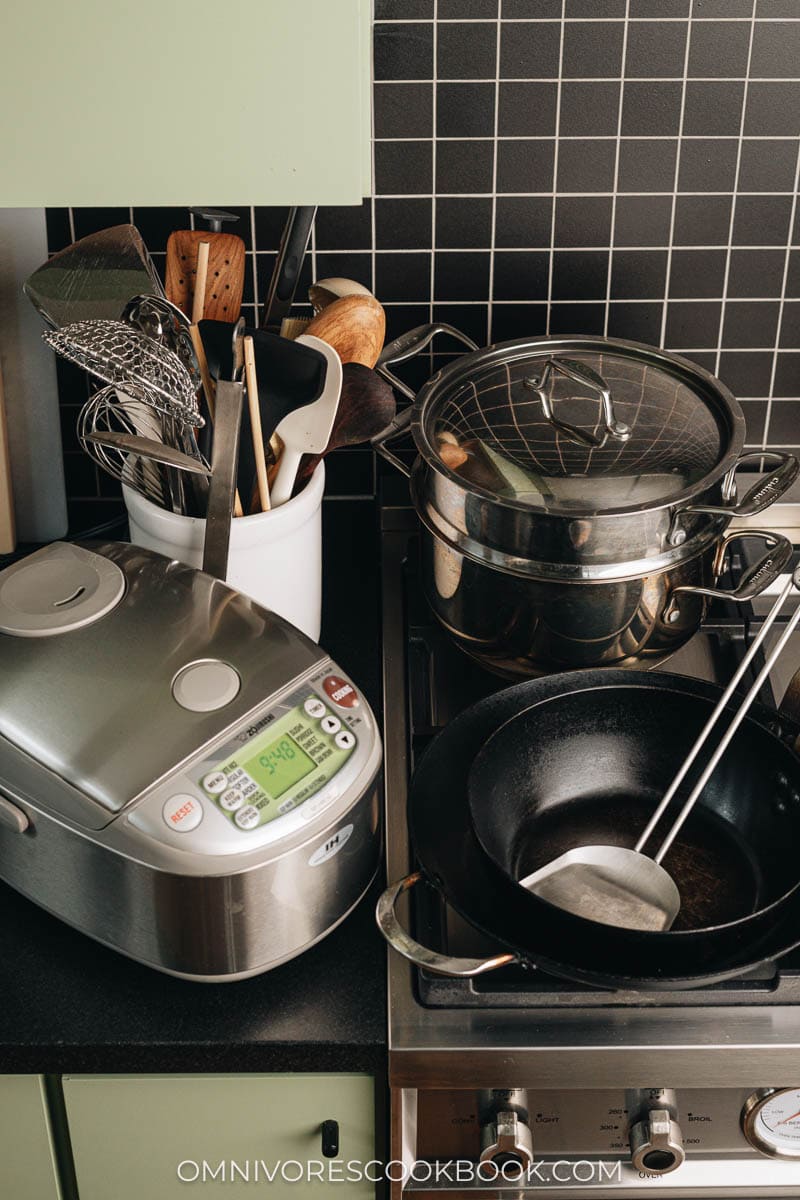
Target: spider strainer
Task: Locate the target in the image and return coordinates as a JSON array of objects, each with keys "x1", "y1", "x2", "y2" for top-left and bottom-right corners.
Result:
[{"x1": 45, "y1": 319, "x2": 204, "y2": 430}]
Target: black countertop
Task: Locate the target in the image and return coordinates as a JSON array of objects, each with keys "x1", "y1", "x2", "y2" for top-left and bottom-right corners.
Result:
[{"x1": 0, "y1": 500, "x2": 387, "y2": 1074}]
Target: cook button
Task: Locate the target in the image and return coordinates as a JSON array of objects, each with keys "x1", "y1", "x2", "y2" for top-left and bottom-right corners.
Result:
[
  {"x1": 322, "y1": 675, "x2": 359, "y2": 708},
  {"x1": 304, "y1": 696, "x2": 327, "y2": 718},
  {"x1": 220, "y1": 787, "x2": 244, "y2": 811},
  {"x1": 163, "y1": 794, "x2": 203, "y2": 832},
  {"x1": 321, "y1": 715, "x2": 341, "y2": 734},
  {"x1": 334, "y1": 730, "x2": 356, "y2": 751},
  {"x1": 235, "y1": 805, "x2": 260, "y2": 830},
  {"x1": 202, "y1": 771, "x2": 228, "y2": 794}
]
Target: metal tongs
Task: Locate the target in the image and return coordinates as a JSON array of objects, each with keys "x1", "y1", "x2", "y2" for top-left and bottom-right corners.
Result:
[{"x1": 522, "y1": 563, "x2": 800, "y2": 931}]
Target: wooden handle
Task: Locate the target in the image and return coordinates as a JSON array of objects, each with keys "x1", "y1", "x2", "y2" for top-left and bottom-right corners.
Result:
[
  {"x1": 189, "y1": 324, "x2": 216, "y2": 420},
  {"x1": 192, "y1": 241, "x2": 210, "y2": 325},
  {"x1": 244, "y1": 336, "x2": 270, "y2": 513},
  {"x1": 0, "y1": 363, "x2": 15, "y2": 554},
  {"x1": 303, "y1": 294, "x2": 386, "y2": 368}
]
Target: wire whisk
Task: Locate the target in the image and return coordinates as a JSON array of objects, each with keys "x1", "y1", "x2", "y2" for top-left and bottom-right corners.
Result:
[{"x1": 79, "y1": 384, "x2": 176, "y2": 508}]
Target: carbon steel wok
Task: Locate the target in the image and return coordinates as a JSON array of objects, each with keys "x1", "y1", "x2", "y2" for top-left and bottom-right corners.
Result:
[{"x1": 376, "y1": 670, "x2": 800, "y2": 990}]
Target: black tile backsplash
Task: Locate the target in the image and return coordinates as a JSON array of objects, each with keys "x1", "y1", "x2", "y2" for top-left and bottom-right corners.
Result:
[{"x1": 48, "y1": 2, "x2": 800, "y2": 514}]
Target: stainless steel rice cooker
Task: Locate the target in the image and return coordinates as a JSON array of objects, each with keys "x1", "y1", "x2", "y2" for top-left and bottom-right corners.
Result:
[{"x1": 0, "y1": 541, "x2": 382, "y2": 981}]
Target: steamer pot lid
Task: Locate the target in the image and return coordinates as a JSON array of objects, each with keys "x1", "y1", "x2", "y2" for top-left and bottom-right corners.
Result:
[{"x1": 417, "y1": 337, "x2": 744, "y2": 515}]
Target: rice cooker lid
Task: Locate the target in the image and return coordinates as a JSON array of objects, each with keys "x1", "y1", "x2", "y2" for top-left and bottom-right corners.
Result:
[{"x1": 416, "y1": 336, "x2": 744, "y2": 515}]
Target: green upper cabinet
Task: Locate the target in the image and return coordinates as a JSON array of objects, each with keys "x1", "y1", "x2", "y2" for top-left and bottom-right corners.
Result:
[{"x1": 0, "y1": 0, "x2": 373, "y2": 207}]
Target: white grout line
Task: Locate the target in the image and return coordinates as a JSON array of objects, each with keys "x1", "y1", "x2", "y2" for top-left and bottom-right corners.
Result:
[
  {"x1": 374, "y1": 15, "x2": 800, "y2": 20},
  {"x1": 658, "y1": 11, "x2": 694, "y2": 349},
  {"x1": 765, "y1": 139, "x2": 800, "y2": 445},
  {"x1": 604, "y1": 0, "x2": 631, "y2": 338},
  {"x1": 487, "y1": 0, "x2": 502, "y2": 345},
  {"x1": 714, "y1": 1, "x2": 757, "y2": 383},
  {"x1": 430, "y1": 0, "x2": 438, "y2": 335},
  {"x1": 546, "y1": 0, "x2": 567, "y2": 336},
  {"x1": 375, "y1": 79, "x2": 800, "y2": 86}
]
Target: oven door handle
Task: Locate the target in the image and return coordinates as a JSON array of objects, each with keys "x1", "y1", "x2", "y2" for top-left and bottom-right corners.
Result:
[{"x1": 376, "y1": 871, "x2": 517, "y2": 977}]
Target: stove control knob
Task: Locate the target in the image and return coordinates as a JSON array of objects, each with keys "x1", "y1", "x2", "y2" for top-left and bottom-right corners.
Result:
[
  {"x1": 627, "y1": 1089, "x2": 685, "y2": 1176},
  {"x1": 478, "y1": 1089, "x2": 534, "y2": 1169}
]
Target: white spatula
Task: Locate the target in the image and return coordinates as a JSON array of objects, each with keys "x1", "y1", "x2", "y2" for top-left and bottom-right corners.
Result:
[{"x1": 270, "y1": 334, "x2": 343, "y2": 506}]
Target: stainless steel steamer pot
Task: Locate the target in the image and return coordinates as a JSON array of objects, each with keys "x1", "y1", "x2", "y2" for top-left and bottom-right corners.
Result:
[{"x1": 375, "y1": 328, "x2": 798, "y2": 676}]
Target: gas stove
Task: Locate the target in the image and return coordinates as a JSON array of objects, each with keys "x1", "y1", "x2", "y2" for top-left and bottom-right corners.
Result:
[{"x1": 380, "y1": 497, "x2": 800, "y2": 1197}]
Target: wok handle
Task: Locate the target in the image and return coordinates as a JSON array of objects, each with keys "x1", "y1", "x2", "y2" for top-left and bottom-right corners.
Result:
[
  {"x1": 376, "y1": 872, "x2": 517, "y2": 978},
  {"x1": 670, "y1": 451, "x2": 799, "y2": 544},
  {"x1": 664, "y1": 529, "x2": 793, "y2": 622},
  {"x1": 524, "y1": 356, "x2": 631, "y2": 449}
]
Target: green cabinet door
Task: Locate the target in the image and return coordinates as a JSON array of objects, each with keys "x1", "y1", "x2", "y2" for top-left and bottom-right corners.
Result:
[
  {"x1": 0, "y1": 1, "x2": 371, "y2": 206},
  {"x1": 0, "y1": 1075, "x2": 63, "y2": 1200},
  {"x1": 63, "y1": 1073, "x2": 376, "y2": 1198}
]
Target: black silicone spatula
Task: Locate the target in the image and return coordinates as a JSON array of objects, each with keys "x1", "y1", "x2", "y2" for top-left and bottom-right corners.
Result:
[{"x1": 198, "y1": 321, "x2": 328, "y2": 506}]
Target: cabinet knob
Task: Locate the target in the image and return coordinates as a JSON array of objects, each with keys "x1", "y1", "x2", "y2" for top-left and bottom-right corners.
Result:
[{"x1": 321, "y1": 1118, "x2": 339, "y2": 1158}]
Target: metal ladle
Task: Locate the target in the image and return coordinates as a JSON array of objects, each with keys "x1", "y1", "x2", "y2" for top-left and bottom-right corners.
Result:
[{"x1": 521, "y1": 564, "x2": 800, "y2": 932}]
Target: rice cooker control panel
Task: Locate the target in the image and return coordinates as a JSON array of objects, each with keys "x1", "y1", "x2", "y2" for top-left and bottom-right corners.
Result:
[{"x1": 127, "y1": 663, "x2": 374, "y2": 856}]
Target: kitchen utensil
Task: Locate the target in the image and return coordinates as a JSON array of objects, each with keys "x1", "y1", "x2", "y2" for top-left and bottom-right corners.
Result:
[
  {"x1": 378, "y1": 655, "x2": 800, "y2": 990},
  {"x1": 165, "y1": 225, "x2": 245, "y2": 323},
  {"x1": 261, "y1": 206, "x2": 316, "y2": 331},
  {"x1": 23, "y1": 224, "x2": 164, "y2": 328},
  {"x1": 243, "y1": 335, "x2": 270, "y2": 512},
  {"x1": 84, "y1": 431, "x2": 212, "y2": 477},
  {"x1": 270, "y1": 336, "x2": 343, "y2": 506},
  {"x1": 375, "y1": 328, "x2": 798, "y2": 676},
  {"x1": 120, "y1": 294, "x2": 202, "y2": 392},
  {"x1": 203, "y1": 379, "x2": 244, "y2": 580},
  {"x1": 293, "y1": 363, "x2": 396, "y2": 494},
  {"x1": 191, "y1": 207, "x2": 239, "y2": 234},
  {"x1": 516, "y1": 564, "x2": 800, "y2": 932},
  {"x1": 0, "y1": 540, "x2": 382, "y2": 979},
  {"x1": 78, "y1": 384, "x2": 176, "y2": 510},
  {"x1": 44, "y1": 319, "x2": 203, "y2": 429},
  {"x1": 0, "y1": 364, "x2": 15, "y2": 554},
  {"x1": 304, "y1": 294, "x2": 386, "y2": 368},
  {"x1": 191, "y1": 241, "x2": 210, "y2": 326},
  {"x1": 309, "y1": 276, "x2": 373, "y2": 313}
]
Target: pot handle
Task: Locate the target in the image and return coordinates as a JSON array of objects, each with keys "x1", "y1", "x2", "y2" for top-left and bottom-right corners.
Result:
[
  {"x1": 524, "y1": 357, "x2": 632, "y2": 449},
  {"x1": 376, "y1": 871, "x2": 517, "y2": 977},
  {"x1": 372, "y1": 323, "x2": 480, "y2": 477},
  {"x1": 664, "y1": 529, "x2": 793, "y2": 623},
  {"x1": 376, "y1": 322, "x2": 480, "y2": 402},
  {"x1": 670, "y1": 452, "x2": 799, "y2": 543}
]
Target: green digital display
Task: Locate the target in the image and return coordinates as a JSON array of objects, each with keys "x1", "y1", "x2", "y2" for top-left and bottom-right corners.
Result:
[{"x1": 242, "y1": 733, "x2": 315, "y2": 799}]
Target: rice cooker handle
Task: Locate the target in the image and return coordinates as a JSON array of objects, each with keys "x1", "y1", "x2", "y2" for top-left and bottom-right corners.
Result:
[{"x1": 376, "y1": 872, "x2": 517, "y2": 977}]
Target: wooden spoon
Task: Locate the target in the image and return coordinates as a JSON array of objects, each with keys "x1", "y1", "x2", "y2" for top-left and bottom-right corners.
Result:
[
  {"x1": 303, "y1": 294, "x2": 386, "y2": 369},
  {"x1": 309, "y1": 276, "x2": 373, "y2": 313},
  {"x1": 293, "y1": 363, "x2": 396, "y2": 494}
]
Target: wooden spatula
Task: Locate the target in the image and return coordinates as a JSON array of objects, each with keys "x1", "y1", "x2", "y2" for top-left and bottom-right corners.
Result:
[{"x1": 166, "y1": 228, "x2": 245, "y2": 322}]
